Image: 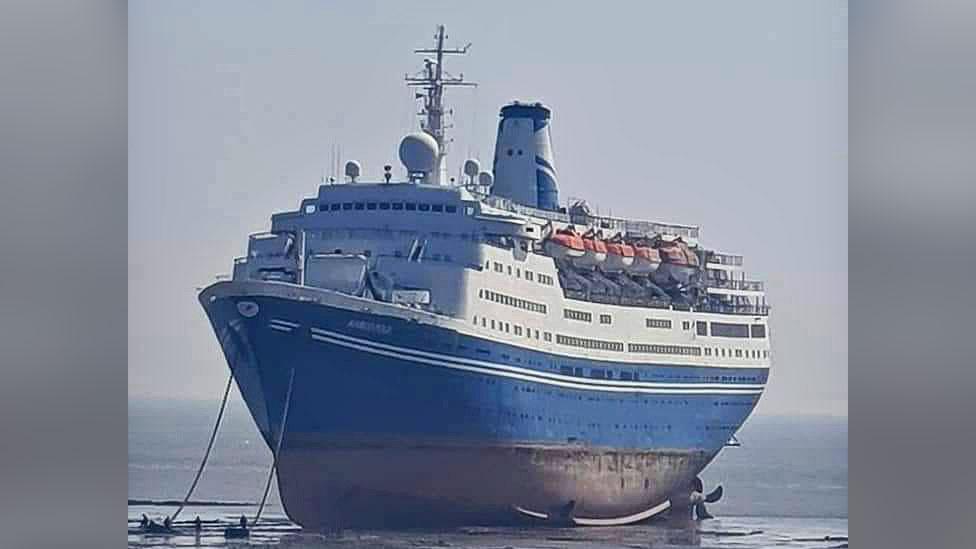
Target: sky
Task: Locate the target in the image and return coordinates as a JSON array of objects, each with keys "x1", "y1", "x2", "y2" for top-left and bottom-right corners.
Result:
[{"x1": 128, "y1": 0, "x2": 847, "y2": 416}]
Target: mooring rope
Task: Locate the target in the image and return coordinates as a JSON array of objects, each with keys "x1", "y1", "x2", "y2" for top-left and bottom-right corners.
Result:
[
  {"x1": 253, "y1": 367, "x2": 296, "y2": 525},
  {"x1": 170, "y1": 373, "x2": 235, "y2": 521}
]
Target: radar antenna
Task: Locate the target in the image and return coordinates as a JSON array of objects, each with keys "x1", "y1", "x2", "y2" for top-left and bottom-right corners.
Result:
[{"x1": 405, "y1": 25, "x2": 476, "y2": 185}]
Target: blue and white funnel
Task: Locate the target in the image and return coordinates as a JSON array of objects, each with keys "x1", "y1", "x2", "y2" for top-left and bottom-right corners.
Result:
[{"x1": 491, "y1": 101, "x2": 559, "y2": 211}]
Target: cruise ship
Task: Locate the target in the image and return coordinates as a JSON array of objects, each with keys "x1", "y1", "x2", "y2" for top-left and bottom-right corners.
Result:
[{"x1": 200, "y1": 26, "x2": 770, "y2": 530}]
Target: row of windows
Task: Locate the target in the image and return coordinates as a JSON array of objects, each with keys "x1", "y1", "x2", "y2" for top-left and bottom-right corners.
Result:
[
  {"x1": 646, "y1": 318, "x2": 672, "y2": 329},
  {"x1": 472, "y1": 316, "x2": 767, "y2": 361},
  {"x1": 480, "y1": 289, "x2": 547, "y2": 314},
  {"x1": 313, "y1": 201, "x2": 463, "y2": 214},
  {"x1": 556, "y1": 334, "x2": 625, "y2": 352},
  {"x1": 564, "y1": 308, "x2": 592, "y2": 322},
  {"x1": 486, "y1": 260, "x2": 556, "y2": 291},
  {"x1": 627, "y1": 343, "x2": 703, "y2": 356},
  {"x1": 709, "y1": 322, "x2": 768, "y2": 339},
  {"x1": 704, "y1": 347, "x2": 769, "y2": 359}
]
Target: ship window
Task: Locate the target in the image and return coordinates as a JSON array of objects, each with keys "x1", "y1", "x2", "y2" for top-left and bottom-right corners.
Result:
[
  {"x1": 705, "y1": 348, "x2": 712, "y2": 356},
  {"x1": 763, "y1": 350, "x2": 769, "y2": 358},
  {"x1": 446, "y1": 205, "x2": 457, "y2": 213},
  {"x1": 590, "y1": 369, "x2": 605, "y2": 379},
  {"x1": 392, "y1": 202, "x2": 404, "y2": 210},
  {"x1": 735, "y1": 349, "x2": 743, "y2": 358},
  {"x1": 516, "y1": 268, "x2": 521, "y2": 278},
  {"x1": 367, "y1": 202, "x2": 377, "y2": 210},
  {"x1": 481, "y1": 318, "x2": 486, "y2": 327},
  {"x1": 342, "y1": 202, "x2": 353, "y2": 210},
  {"x1": 544, "y1": 332, "x2": 552, "y2": 342},
  {"x1": 432, "y1": 204, "x2": 444, "y2": 212},
  {"x1": 696, "y1": 321, "x2": 708, "y2": 336},
  {"x1": 405, "y1": 202, "x2": 417, "y2": 211},
  {"x1": 491, "y1": 319, "x2": 496, "y2": 330},
  {"x1": 318, "y1": 203, "x2": 328, "y2": 212},
  {"x1": 646, "y1": 318, "x2": 672, "y2": 329},
  {"x1": 627, "y1": 343, "x2": 702, "y2": 356},
  {"x1": 560, "y1": 366, "x2": 573, "y2": 376},
  {"x1": 620, "y1": 371, "x2": 633, "y2": 381},
  {"x1": 525, "y1": 270, "x2": 534, "y2": 281},
  {"x1": 354, "y1": 202, "x2": 365, "y2": 210},
  {"x1": 494, "y1": 262, "x2": 503, "y2": 273},
  {"x1": 330, "y1": 203, "x2": 341, "y2": 211},
  {"x1": 599, "y1": 314, "x2": 612, "y2": 325},
  {"x1": 721, "y1": 349, "x2": 726, "y2": 357},
  {"x1": 711, "y1": 322, "x2": 750, "y2": 338},
  {"x1": 419, "y1": 203, "x2": 431, "y2": 212},
  {"x1": 682, "y1": 321, "x2": 691, "y2": 330},
  {"x1": 507, "y1": 266, "x2": 512, "y2": 275},
  {"x1": 564, "y1": 309, "x2": 592, "y2": 322},
  {"x1": 751, "y1": 324, "x2": 766, "y2": 338},
  {"x1": 464, "y1": 206, "x2": 475, "y2": 215},
  {"x1": 534, "y1": 330, "x2": 540, "y2": 340},
  {"x1": 379, "y1": 202, "x2": 390, "y2": 210},
  {"x1": 574, "y1": 367, "x2": 583, "y2": 376},
  {"x1": 505, "y1": 322, "x2": 510, "y2": 333},
  {"x1": 514, "y1": 326, "x2": 522, "y2": 336}
]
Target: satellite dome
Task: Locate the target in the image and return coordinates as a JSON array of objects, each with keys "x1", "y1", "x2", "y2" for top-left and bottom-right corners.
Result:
[
  {"x1": 463, "y1": 158, "x2": 480, "y2": 178},
  {"x1": 344, "y1": 160, "x2": 361, "y2": 182},
  {"x1": 477, "y1": 170, "x2": 494, "y2": 188},
  {"x1": 398, "y1": 132, "x2": 439, "y2": 177}
]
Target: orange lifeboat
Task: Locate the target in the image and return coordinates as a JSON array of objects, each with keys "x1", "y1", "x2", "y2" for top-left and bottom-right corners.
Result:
[
  {"x1": 630, "y1": 244, "x2": 661, "y2": 275},
  {"x1": 543, "y1": 227, "x2": 585, "y2": 259},
  {"x1": 604, "y1": 236, "x2": 635, "y2": 273},
  {"x1": 573, "y1": 231, "x2": 608, "y2": 268},
  {"x1": 653, "y1": 238, "x2": 700, "y2": 284}
]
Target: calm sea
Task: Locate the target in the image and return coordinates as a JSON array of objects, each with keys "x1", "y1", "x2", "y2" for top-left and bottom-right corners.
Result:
[{"x1": 128, "y1": 398, "x2": 847, "y2": 548}]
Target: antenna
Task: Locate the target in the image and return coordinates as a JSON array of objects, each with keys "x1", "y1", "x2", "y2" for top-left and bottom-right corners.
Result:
[{"x1": 405, "y1": 25, "x2": 476, "y2": 185}]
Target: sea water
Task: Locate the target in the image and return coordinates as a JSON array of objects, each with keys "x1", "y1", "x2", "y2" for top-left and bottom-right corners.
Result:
[{"x1": 128, "y1": 397, "x2": 847, "y2": 548}]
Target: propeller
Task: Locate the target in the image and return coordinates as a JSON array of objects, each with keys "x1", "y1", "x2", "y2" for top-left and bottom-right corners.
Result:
[{"x1": 689, "y1": 477, "x2": 723, "y2": 520}]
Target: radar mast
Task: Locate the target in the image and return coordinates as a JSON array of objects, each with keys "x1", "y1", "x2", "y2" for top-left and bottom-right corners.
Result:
[{"x1": 405, "y1": 25, "x2": 476, "y2": 185}]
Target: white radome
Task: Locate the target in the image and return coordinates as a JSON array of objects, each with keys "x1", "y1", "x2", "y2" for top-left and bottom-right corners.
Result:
[{"x1": 399, "y1": 132, "x2": 439, "y2": 175}]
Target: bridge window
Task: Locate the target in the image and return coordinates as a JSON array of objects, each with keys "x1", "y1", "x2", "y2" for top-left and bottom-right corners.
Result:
[
  {"x1": 696, "y1": 321, "x2": 708, "y2": 335},
  {"x1": 751, "y1": 324, "x2": 767, "y2": 338},
  {"x1": 711, "y1": 322, "x2": 750, "y2": 338}
]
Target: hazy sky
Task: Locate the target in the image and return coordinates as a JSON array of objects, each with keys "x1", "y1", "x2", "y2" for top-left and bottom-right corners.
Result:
[{"x1": 129, "y1": 0, "x2": 847, "y2": 416}]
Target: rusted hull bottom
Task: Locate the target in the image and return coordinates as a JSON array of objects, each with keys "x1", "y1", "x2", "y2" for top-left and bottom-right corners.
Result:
[{"x1": 277, "y1": 439, "x2": 718, "y2": 530}]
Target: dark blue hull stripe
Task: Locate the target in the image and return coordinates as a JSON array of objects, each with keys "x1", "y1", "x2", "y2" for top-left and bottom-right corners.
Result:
[{"x1": 308, "y1": 327, "x2": 764, "y2": 395}]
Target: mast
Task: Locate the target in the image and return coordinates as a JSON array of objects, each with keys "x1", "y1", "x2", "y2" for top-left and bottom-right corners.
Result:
[{"x1": 405, "y1": 25, "x2": 476, "y2": 185}]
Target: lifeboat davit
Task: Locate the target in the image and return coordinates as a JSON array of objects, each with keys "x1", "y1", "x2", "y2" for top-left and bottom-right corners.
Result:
[
  {"x1": 630, "y1": 244, "x2": 661, "y2": 275},
  {"x1": 573, "y1": 232, "x2": 608, "y2": 268},
  {"x1": 544, "y1": 227, "x2": 585, "y2": 259},
  {"x1": 603, "y1": 238, "x2": 635, "y2": 273},
  {"x1": 653, "y1": 238, "x2": 700, "y2": 285}
]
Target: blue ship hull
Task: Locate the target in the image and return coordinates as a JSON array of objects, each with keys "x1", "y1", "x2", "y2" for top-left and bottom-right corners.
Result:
[{"x1": 200, "y1": 281, "x2": 766, "y2": 529}]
